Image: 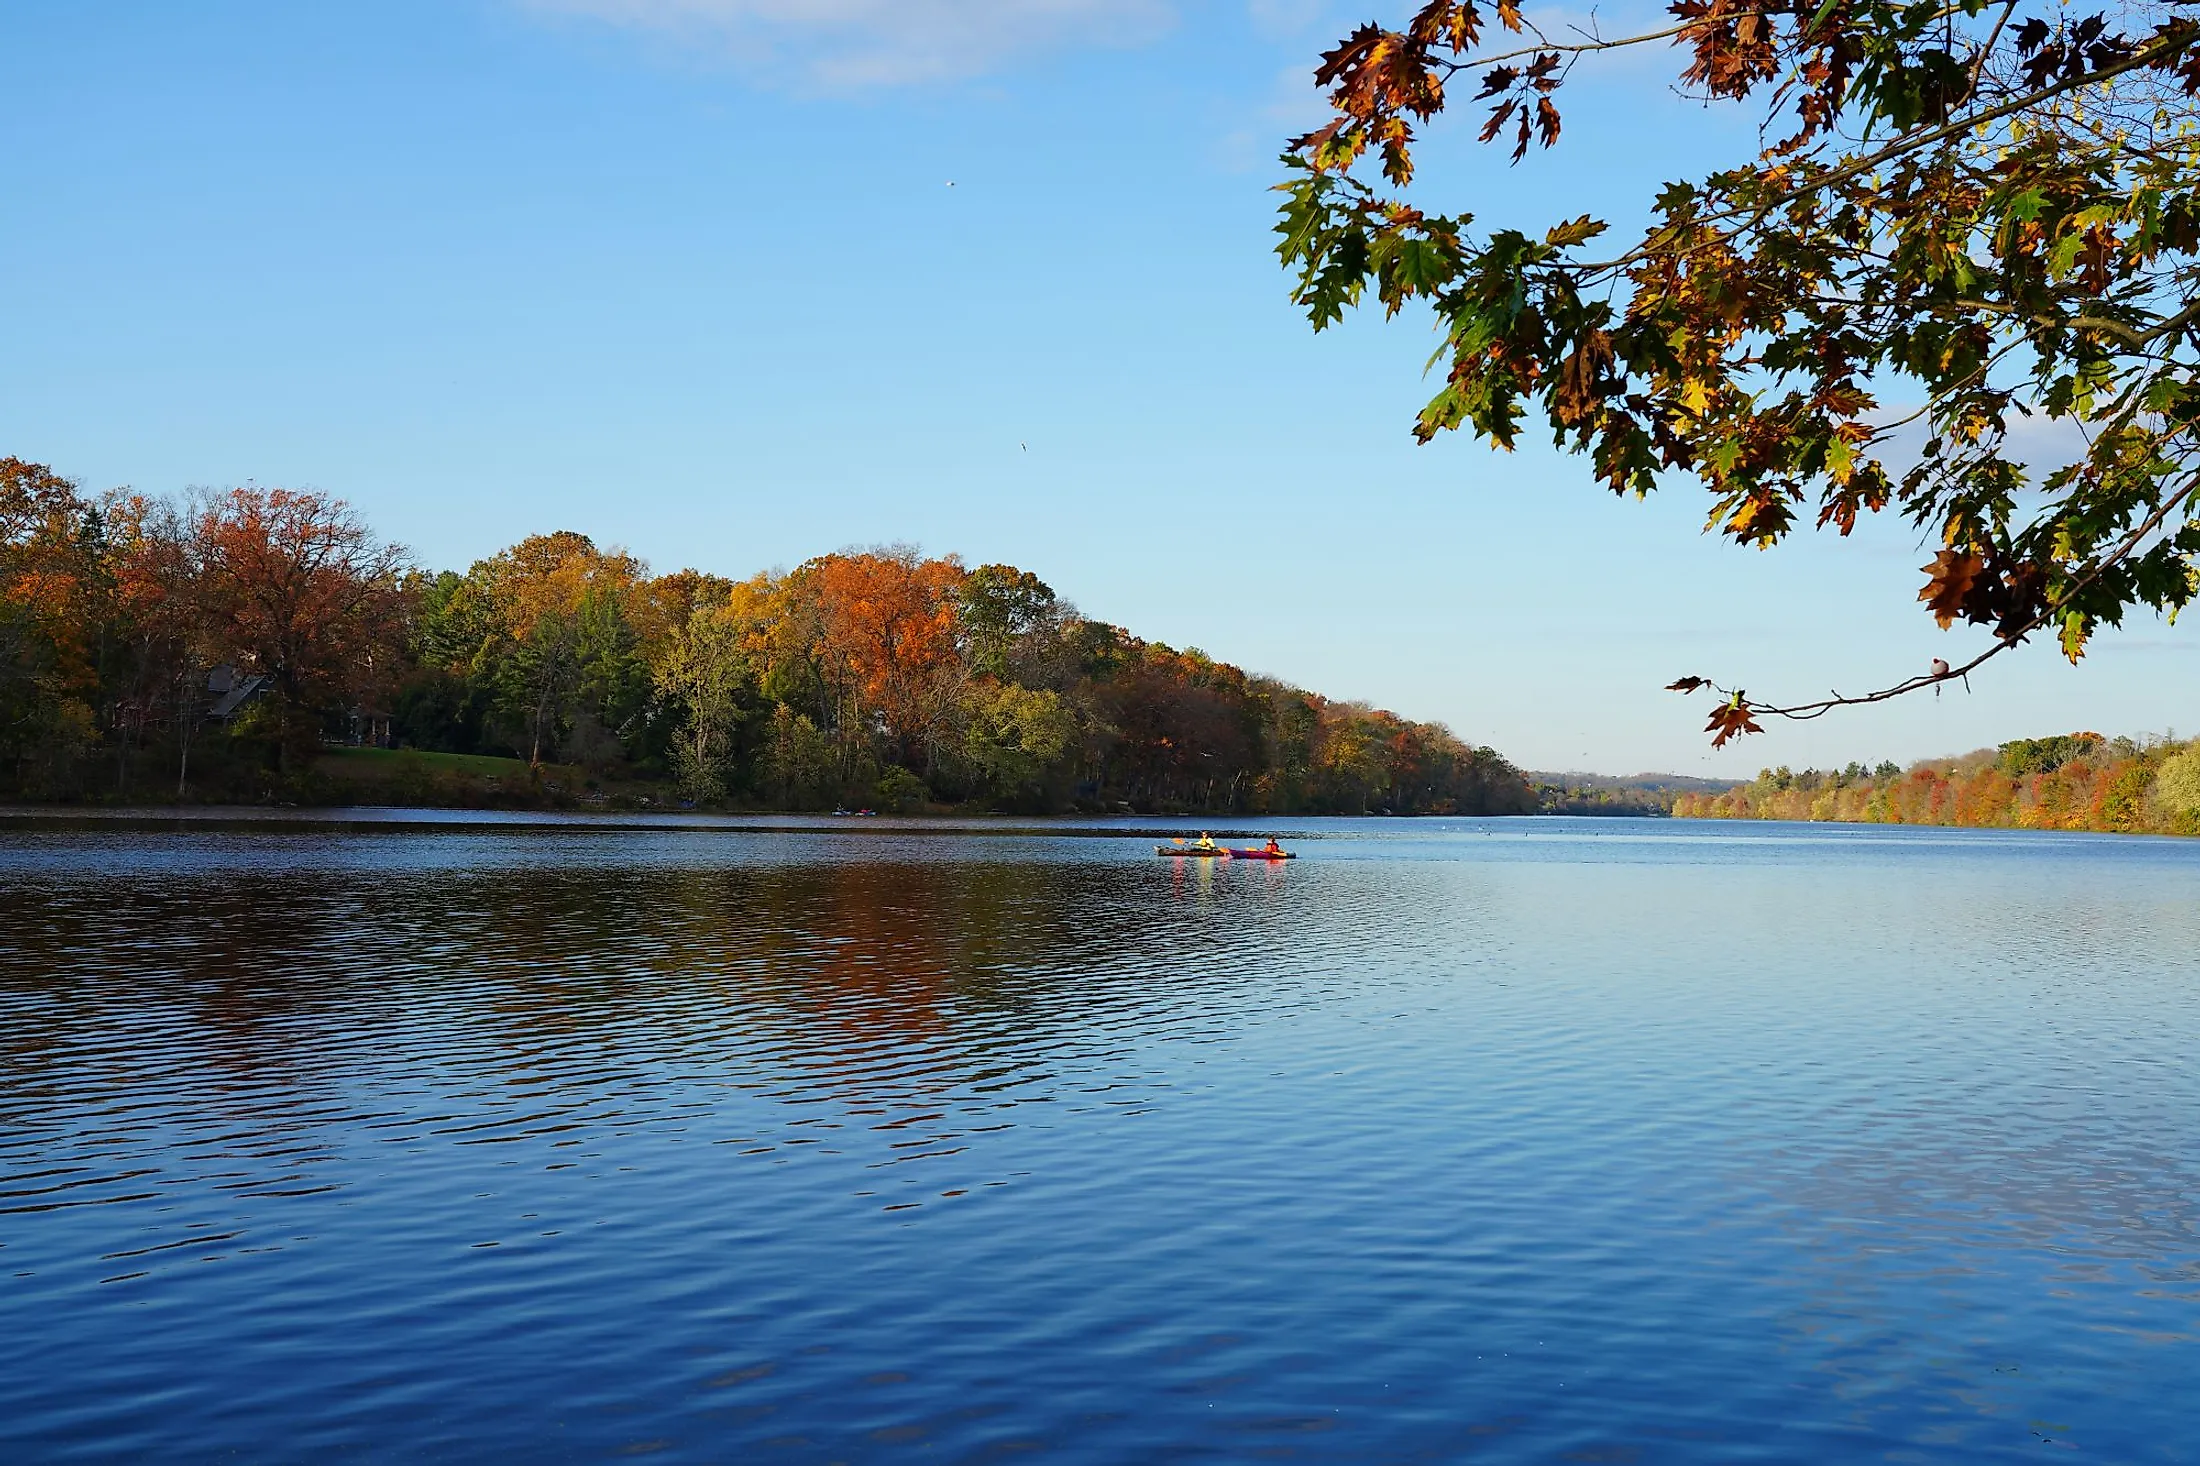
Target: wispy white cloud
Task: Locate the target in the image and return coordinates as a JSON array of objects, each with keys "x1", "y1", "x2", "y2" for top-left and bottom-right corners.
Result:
[
  {"x1": 1213, "y1": 61, "x2": 1332, "y2": 171},
  {"x1": 1243, "y1": 0, "x2": 1330, "y2": 37},
  {"x1": 524, "y1": 0, "x2": 1179, "y2": 87}
]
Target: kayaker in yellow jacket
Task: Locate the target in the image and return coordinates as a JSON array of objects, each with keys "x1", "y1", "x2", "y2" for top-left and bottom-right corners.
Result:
[{"x1": 1194, "y1": 832, "x2": 1216, "y2": 850}]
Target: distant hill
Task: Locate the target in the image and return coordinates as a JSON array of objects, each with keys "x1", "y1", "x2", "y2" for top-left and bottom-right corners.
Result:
[
  {"x1": 1530, "y1": 771, "x2": 1745, "y2": 794},
  {"x1": 1527, "y1": 771, "x2": 1745, "y2": 817}
]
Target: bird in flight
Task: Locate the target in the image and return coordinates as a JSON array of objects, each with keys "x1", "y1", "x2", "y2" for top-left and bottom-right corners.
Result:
[{"x1": 1020, "y1": 442, "x2": 1027, "y2": 452}]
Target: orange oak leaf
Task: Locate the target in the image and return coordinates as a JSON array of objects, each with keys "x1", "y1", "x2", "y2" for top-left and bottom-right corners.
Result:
[
  {"x1": 1918, "y1": 549, "x2": 1983, "y2": 628},
  {"x1": 1705, "y1": 694, "x2": 1763, "y2": 748}
]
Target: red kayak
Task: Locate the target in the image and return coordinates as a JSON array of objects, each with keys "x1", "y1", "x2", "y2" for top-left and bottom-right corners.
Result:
[{"x1": 1224, "y1": 848, "x2": 1295, "y2": 861}]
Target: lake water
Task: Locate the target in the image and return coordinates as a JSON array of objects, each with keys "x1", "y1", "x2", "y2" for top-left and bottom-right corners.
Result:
[{"x1": 2, "y1": 813, "x2": 2196, "y2": 1463}]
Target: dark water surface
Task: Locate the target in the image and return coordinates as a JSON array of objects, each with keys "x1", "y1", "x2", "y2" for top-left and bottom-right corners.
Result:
[{"x1": 2, "y1": 813, "x2": 2196, "y2": 1463}]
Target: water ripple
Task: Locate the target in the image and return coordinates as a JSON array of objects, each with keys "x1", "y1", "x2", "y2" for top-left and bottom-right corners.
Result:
[{"x1": 1, "y1": 817, "x2": 2197, "y2": 1462}]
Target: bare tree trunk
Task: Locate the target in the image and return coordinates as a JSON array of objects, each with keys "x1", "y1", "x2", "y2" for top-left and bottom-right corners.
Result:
[
  {"x1": 529, "y1": 649, "x2": 566, "y2": 768},
  {"x1": 176, "y1": 670, "x2": 196, "y2": 798}
]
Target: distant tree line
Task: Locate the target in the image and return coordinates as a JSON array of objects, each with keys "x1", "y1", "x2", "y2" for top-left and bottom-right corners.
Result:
[
  {"x1": 1536, "y1": 783, "x2": 1673, "y2": 817},
  {"x1": 0, "y1": 459, "x2": 1535, "y2": 815},
  {"x1": 1674, "y1": 735, "x2": 2200, "y2": 836},
  {"x1": 1531, "y1": 772, "x2": 1742, "y2": 817}
]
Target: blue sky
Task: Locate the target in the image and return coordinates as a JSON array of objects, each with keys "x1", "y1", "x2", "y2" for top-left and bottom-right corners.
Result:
[{"x1": 4, "y1": 0, "x2": 2192, "y2": 774}]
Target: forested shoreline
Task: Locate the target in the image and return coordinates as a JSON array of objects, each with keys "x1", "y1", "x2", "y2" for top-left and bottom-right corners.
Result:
[
  {"x1": 1530, "y1": 772, "x2": 1741, "y2": 817},
  {"x1": 0, "y1": 458, "x2": 1535, "y2": 816},
  {"x1": 1674, "y1": 734, "x2": 2200, "y2": 837}
]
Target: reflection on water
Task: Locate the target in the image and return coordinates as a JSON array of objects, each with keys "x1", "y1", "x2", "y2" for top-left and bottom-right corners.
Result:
[{"x1": 1, "y1": 816, "x2": 2197, "y2": 1462}]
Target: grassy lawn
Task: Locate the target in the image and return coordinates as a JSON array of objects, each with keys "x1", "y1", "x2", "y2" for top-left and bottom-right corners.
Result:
[{"x1": 318, "y1": 747, "x2": 576, "y2": 780}]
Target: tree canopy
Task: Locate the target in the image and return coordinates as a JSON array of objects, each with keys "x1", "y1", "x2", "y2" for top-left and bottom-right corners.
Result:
[
  {"x1": 1673, "y1": 729, "x2": 2200, "y2": 831},
  {"x1": 1278, "y1": 0, "x2": 2200, "y2": 743},
  {"x1": 0, "y1": 458, "x2": 1536, "y2": 817}
]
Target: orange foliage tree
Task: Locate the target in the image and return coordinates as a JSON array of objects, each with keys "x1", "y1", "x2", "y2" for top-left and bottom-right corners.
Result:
[
  {"x1": 0, "y1": 459, "x2": 104, "y2": 779},
  {"x1": 190, "y1": 488, "x2": 408, "y2": 771},
  {"x1": 803, "y1": 548, "x2": 966, "y2": 773}
]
